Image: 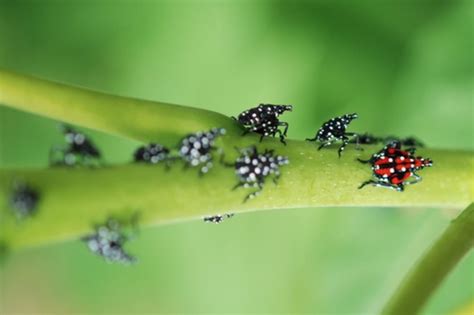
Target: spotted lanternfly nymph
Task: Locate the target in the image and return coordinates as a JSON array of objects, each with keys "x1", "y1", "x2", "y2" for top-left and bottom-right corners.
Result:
[
  {"x1": 50, "y1": 125, "x2": 101, "y2": 166},
  {"x1": 348, "y1": 133, "x2": 425, "y2": 147},
  {"x1": 306, "y1": 113, "x2": 358, "y2": 157},
  {"x1": 348, "y1": 133, "x2": 383, "y2": 145},
  {"x1": 384, "y1": 136, "x2": 425, "y2": 147},
  {"x1": 232, "y1": 146, "x2": 289, "y2": 202},
  {"x1": 134, "y1": 143, "x2": 170, "y2": 165},
  {"x1": 357, "y1": 141, "x2": 433, "y2": 191},
  {"x1": 178, "y1": 128, "x2": 226, "y2": 175},
  {"x1": 82, "y1": 219, "x2": 136, "y2": 265},
  {"x1": 10, "y1": 183, "x2": 39, "y2": 219},
  {"x1": 203, "y1": 213, "x2": 234, "y2": 224},
  {"x1": 234, "y1": 104, "x2": 293, "y2": 144}
]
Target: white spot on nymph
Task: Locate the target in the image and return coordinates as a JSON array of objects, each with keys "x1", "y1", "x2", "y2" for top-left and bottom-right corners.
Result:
[
  {"x1": 239, "y1": 166, "x2": 249, "y2": 174},
  {"x1": 400, "y1": 156, "x2": 405, "y2": 161},
  {"x1": 401, "y1": 167, "x2": 406, "y2": 172},
  {"x1": 388, "y1": 158, "x2": 393, "y2": 162},
  {"x1": 74, "y1": 134, "x2": 85, "y2": 144},
  {"x1": 390, "y1": 168, "x2": 395, "y2": 173}
]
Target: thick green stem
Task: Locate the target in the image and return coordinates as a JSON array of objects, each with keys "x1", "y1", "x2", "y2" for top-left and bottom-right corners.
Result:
[
  {"x1": 0, "y1": 69, "x2": 241, "y2": 146},
  {"x1": 1, "y1": 146, "x2": 470, "y2": 251},
  {"x1": 382, "y1": 203, "x2": 474, "y2": 315},
  {"x1": 0, "y1": 70, "x2": 472, "y2": 255}
]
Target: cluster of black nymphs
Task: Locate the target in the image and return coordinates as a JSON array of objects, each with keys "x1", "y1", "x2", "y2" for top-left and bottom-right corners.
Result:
[
  {"x1": 7, "y1": 105, "x2": 433, "y2": 266},
  {"x1": 133, "y1": 127, "x2": 226, "y2": 175},
  {"x1": 235, "y1": 105, "x2": 431, "y2": 192},
  {"x1": 82, "y1": 218, "x2": 137, "y2": 265}
]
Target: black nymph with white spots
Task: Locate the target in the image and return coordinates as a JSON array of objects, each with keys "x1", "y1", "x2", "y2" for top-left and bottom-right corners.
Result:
[
  {"x1": 10, "y1": 183, "x2": 40, "y2": 219},
  {"x1": 178, "y1": 128, "x2": 226, "y2": 175},
  {"x1": 50, "y1": 125, "x2": 101, "y2": 166},
  {"x1": 234, "y1": 104, "x2": 293, "y2": 144},
  {"x1": 134, "y1": 143, "x2": 170, "y2": 165},
  {"x1": 203, "y1": 213, "x2": 234, "y2": 224},
  {"x1": 306, "y1": 113, "x2": 358, "y2": 157},
  {"x1": 348, "y1": 133, "x2": 425, "y2": 147},
  {"x1": 232, "y1": 146, "x2": 289, "y2": 202},
  {"x1": 82, "y1": 219, "x2": 136, "y2": 265}
]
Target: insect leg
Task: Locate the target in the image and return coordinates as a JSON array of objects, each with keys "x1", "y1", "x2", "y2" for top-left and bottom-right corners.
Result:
[
  {"x1": 357, "y1": 156, "x2": 375, "y2": 164},
  {"x1": 232, "y1": 182, "x2": 245, "y2": 191},
  {"x1": 346, "y1": 132, "x2": 363, "y2": 151},
  {"x1": 317, "y1": 141, "x2": 332, "y2": 151},
  {"x1": 272, "y1": 170, "x2": 281, "y2": 185},
  {"x1": 278, "y1": 121, "x2": 289, "y2": 136},
  {"x1": 274, "y1": 129, "x2": 287, "y2": 145},
  {"x1": 337, "y1": 136, "x2": 349, "y2": 157},
  {"x1": 243, "y1": 181, "x2": 263, "y2": 203},
  {"x1": 306, "y1": 136, "x2": 318, "y2": 142},
  {"x1": 358, "y1": 179, "x2": 403, "y2": 192},
  {"x1": 404, "y1": 173, "x2": 422, "y2": 186}
]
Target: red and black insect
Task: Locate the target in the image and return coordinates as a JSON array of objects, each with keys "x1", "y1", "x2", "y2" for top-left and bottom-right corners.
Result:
[
  {"x1": 50, "y1": 125, "x2": 101, "y2": 167},
  {"x1": 357, "y1": 141, "x2": 433, "y2": 191},
  {"x1": 234, "y1": 104, "x2": 293, "y2": 144},
  {"x1": 306, "y1": 113, "x2": 358, "y2": 157}
]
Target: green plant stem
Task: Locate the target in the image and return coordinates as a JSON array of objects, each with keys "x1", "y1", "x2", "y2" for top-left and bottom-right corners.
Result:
[
  {"x1": 1, "y1": 146, "x2": 470, "y2": 251},
  {"x1": 382, "y1": 203, "x2": 474, "y2": 315},
  {"x1": 0, "y1": 70, "x2": 473, "y2": 252},
  {"x1": 0, "y1": 69, "x2": 241, "y2": 146}
]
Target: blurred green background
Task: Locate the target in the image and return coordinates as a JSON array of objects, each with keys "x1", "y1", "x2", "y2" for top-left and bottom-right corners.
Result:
[{"x1": 0, "y1": 0, "x2": 473, "y2": 313}]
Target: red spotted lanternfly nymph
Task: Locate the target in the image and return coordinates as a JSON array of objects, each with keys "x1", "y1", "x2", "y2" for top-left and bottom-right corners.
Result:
[{"x1": 357, "y1": 140, "x2": 433, "y2": 191}]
